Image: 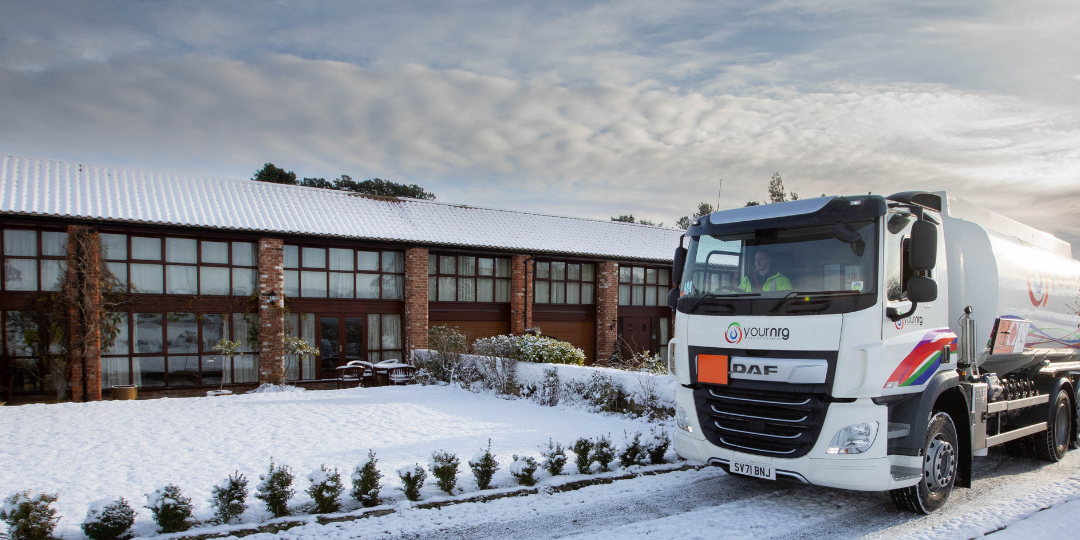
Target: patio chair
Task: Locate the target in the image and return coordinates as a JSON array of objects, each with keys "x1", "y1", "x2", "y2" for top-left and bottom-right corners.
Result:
[
  {"x1": 346, "y1": 360, "x2": 376, "y2": 388},
  {"x1": 387, "y1": 364, "x2": 416, "y2": 385},
  {"x1": 336, "y1": 366, "x2": 362, "y2": 389}
]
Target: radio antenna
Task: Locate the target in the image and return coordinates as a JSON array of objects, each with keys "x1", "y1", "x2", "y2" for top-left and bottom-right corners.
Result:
[{"x1": 716, "y1": 179, "x2": 723, "y2": 210}]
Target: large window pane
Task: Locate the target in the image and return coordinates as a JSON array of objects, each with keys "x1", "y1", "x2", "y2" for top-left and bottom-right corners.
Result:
[
  {"x1": 428, "y1": 276, "x2": 436, "y2": 301},
  {"x1": 136, "y1": 357, "x2": 165, "y2": 387},
  {"x1": 619, "y1": 284, "x2": 630, "y2": 305},
  {"x1": 536, "y1": 262, "x2": 550, "y2": 279},
  {"x1": 4, "y1": 259, "x2": 37, "y2": 291},
  {"x1": 232, "y1": 268, "x2": 256, "y2": 296},
  {"x1": 232, "y1": 242, "x2": 256, "y2": 267},
  {"x1": 107, "y1": 262, "x2": 127, "y2": 286},
  {"x1": 458, "y1": 256, "x2": 476, "y2": 277},
  {"x1": 40, "y1": 260, "x2": 65, "y2": 291},
  {"x1": 329, "y1": 272, "x2": 354, "y2": 298},
  {"x1": 568, "y1": 264, "x2": 581, "y2": 281},
  {"x1": 130, "y1": 263, "x2": 163, "y2": 294},
  {"x1": 535, "y1": 281, "x2": 550, "y2": 303},
  {"x1": 477, "y1": 278, "x2": 494, "y2": 302},
  {"x1": 302, "y1": 247, "x2": 326, "y2": 269},
  {"x1": 283, "y1": 245, "x2": 299, "y2": 268},
  {"x1": 167, "y1": 313, "x2": 199, "y2": 353},
  {"x1": 367, "y1": 314, "x2": 380, "y2": 353},
  {"x1": 620, "y1": 267, "x2": 632, "y2": 283},
  {"x1": 201, "y1": 314, "x2": 225, "y2": 350},
  {"x1": 383, "y1": 252, "x2": 403, "y2": 273},
  {"x1": 233, "y1": 313, "x2": 257, "y2": 353},
  {"x1": 232, "y1": 355, "x2": 258, "y2": 383},
  {"x1": 567, "y1": 283, "x2": 580, "y2": 304},
  {"x1": 632, "y1": 267, "x2": 645, "y2": 285},
  {"x1": 3, "y1": 230, "x2": 36, "y2": 256},
  {"x1": 284, "y1": 270, "x2": 299, "y2": 297},
  {"x1": 495, "y1": 279, "x2": 510, "y2": 302},
  {"x1": 329, "y1": 248, "x2": 353, "y2": 271},
  {"x1": 381, "y1": 274, "x2": 403, "y2": 299},
  {"x1": 632, "y1": 284, "x2": 645, "y2": 305},
  {"x1": 582, "y1": 263, "x2": 595, "y2": 282},
  {"x1": 582, "y1": 283, "x2": 595, "y2": 304},
  {"x1": 458, "y1": 278, "x2": 476, "y2": 301},
  {"x1": 357, "y1": 251, "x2": 379, "y2": 271},
  {"x1": 165, "y1": 238, "x2": 197, "y2": 264},
  {"x1": 101, "y1": 357, "x2": 130, "y2": 388},
  {"x1": 478, "y1": 258, "x2": 494, "y2": 276},
  {"x1": 301, "y1": 271, "x2": 327, "y2": 297},
  {"x1": 427, "y1": 254, "x2": 436, "y2": 275},
  {"x1": 552, "y1": 262, "x2": 566, "y2": 281},
  {"x1": 202, "y1": 241, "x2": 229, "y2": 265},
  {"x1": 202, "y1": 355, "x2": 223, "y2": 387},
  {"x1": 496, "y1": 259, "x2": 510, "y2": 278},
  {"x1": 552, "y1": 282, "x2": 566, "y2": 304},
  {"x1": 356, "y1": 274, "x2": 380, "y2": 299},
  {"x1": 131, "y1": 237, "x2": 161, "y2": 260},
  {"x1": 5, "y1": 311, "x2": 35, "y2": 356},
  {"x1": 100, "y1": 233, "x2": 127, "y2": 260},
  {"x1": 41, "y1": 231, "x2": 67, "y2": 257},
  {"x1": 440, "y1": 255, "x2": 456, "y2": 275},
  {"x1": 134, "y1": 313, "x2": 163, "y2": 353},
  {"x1": 659, "y1": 269, "x2": 670, "y2": 286},
  {"x1": 167, "y1": 356, "x2": 200, "y2": 387},
  {"x1": 105, "y1": 313, "x2": 129, "y2": 355},
  {"x1": 438, "y1": 277, "x2": 456, "y2": 301},
  {"x1": 645, "y1": 286, "x2": 658, "y2": 306},
  {"x1": 200, "y1": 266, "x2": 230, "y2": 295},
  {"x1": 382, "y1": 314, "x2": 401, "y2": 349},
  {"x1": 166, "y1": 265, "x2": 197, "y2": 294},
  {"x1": 646, "y1": 268, "x2": 657, "y2": 285}
]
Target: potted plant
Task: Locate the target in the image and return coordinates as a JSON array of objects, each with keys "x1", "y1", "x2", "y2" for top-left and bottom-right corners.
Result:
[{"x1": 208, "y1": 338, "x2": 242, "y2": 396}]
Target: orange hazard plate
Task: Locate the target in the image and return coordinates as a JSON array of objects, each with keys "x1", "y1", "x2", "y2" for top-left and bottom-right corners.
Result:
[{"x1": 698, "y1": 354, "x2": 729, "y2": 385}]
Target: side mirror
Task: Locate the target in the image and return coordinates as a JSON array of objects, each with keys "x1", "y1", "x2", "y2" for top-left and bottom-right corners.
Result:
[
  {"x1": 909, "y1": 220, "x2": 938, "y2": 271},
  {"x1": 672, "y1": 246, "x2": 687, "y2": 285},
  {"x1": 667, "y1": 288, "x2": 679, "y2": 309},
  {"x1": 907, "y1": 275, "x2": 937, "y2": 303}
]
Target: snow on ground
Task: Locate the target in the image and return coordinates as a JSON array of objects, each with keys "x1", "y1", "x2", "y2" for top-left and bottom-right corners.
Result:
[{"x1": 0, "y1": 385, "x2": 660, "y2": 538}]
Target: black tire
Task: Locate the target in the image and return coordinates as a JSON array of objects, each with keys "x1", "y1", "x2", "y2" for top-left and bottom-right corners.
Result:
[
  {"x1": 1034, "y1": 388, "x2": 1072, "y2": 462},
  {"x1": 1072, "y1": 385, "x2": 1080, "y2": 450},
  {"x1": 890, "y1": 411, "x2": 958, "y2": 514},
  {"x1": 1005, "y1": 434, "x2": 1036, "y2": 458}
]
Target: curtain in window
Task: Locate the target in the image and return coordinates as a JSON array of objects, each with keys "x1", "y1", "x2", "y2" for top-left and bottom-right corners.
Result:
[
  {"x1": 232, "y1": 313, "x2": 256, "y2": 353},
  {"x1": 302, "y1": 314, "x2": 315, "y2": 380},
  {"x1": 100, "y1": 233, "x2": 127, "y2": 260},
  {"x1": 235, "y1": 354, "x2": 258, "y2": 383},
  {"x1": 4, "y1": 259, "x2": 37, "y2": 291},
  {"x1": 41, "y1": 232, "x2": 67, "y2": 257},
  {"x1": 232, "y1": 268, "x2": 256, "y2": 296},
  {"x1": 101, "y1": 357, "x2": 129, "y2": 388},
  {"x1": 166, "y1": 265, "x2": 197, "y2": 294},
  {"x1": 130, "y1": 263, "x2": 164, "y2": 294},
  {"x1": 3, "y1": 230, "x2": 36, "y2": 256},
  {"x1": 381, "y1": 314, "x2": 401, "y2": 349}
]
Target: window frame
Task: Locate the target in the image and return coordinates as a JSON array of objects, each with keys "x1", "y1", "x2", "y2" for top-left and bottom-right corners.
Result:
[
  {"x1": 1, "y1": 227, "x2": 69, "y2": 292},
  {"x1": 284, "y1": 243, "x2": 405, "y2": 300},
  {"x1": 533, "y1": 259, "x2": 596, "y2": 305},
  {"x1": 98, "y1": 231, "x2": 258, "y2": 297},
  {"x1": 427, "y1": 252, "x2": 512, "y2": 303},
  {"x1": 617, "y1": 263, "x2": 671, "y2": 307}
]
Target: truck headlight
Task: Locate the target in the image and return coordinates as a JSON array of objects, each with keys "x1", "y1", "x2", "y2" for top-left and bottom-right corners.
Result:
[
  {"x1": 676, "y1": 404, "x2": 693, "y2": 433},
  {"x1": 827, "y1": 422, "x2": 878, "y2": 454}
]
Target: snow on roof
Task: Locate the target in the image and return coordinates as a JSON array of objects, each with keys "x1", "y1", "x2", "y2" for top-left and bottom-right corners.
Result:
[{"x1": 0, "y1": 155, "x2": 683, "y2": 262}]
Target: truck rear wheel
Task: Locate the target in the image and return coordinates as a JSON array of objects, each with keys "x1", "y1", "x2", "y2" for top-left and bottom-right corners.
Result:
[
  {"x1": 890, "y1": 411, "x2": 958, "y2": 514},
  {"x1": 1034, "y1": 388, "x2": 1071, "y2": 462}
]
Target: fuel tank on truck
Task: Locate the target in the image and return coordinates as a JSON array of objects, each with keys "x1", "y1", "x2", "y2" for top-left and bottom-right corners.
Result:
[{"x1": 940, "y1": 193, "x2": 1080, "y2": 375}]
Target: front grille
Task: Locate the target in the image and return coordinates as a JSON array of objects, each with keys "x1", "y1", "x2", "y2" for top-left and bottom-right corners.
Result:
[{"x1": 696, "y1": 386, "x2": 830, "y2": 458}]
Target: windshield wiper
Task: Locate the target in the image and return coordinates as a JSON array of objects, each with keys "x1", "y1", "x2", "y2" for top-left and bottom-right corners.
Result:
[
  {"x1": 769, "y1": 290, "x2": 862, "y2": 313},
  {"x1": 685, "y1": 292, "x2": 759, "y2": 313}
]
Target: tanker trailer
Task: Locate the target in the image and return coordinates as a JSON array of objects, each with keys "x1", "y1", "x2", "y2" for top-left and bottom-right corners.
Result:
[{"x1": 667, "y1": 190, "x2": 1080, "y2": 513}]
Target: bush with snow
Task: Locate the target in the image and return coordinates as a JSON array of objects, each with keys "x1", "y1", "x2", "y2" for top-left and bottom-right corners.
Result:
[
  {"x1": 509, "y1": 455, "x2": 539, "y2": 487},
  {"x1": 592, "y1": 434, "x2": 616, "y2": 472},
  {"x1": 255, "y1": 459, "x2": 295, "y2": 518},
  {"x1": 515, "y1": 335, "x2": 585, "y2": 365},
  {"x1": 534, "y1": 367, "x2": 561, "y2": 406},
  {"x1": 429, "y1": 451, "x2": 461, "y2": 495},
  {"x1": 619, "y1": 431, "x2": 648, "y2": 468},
  {"x1": 247, "y1": 383, "x2": 304, "y2": 394},
  {"x1": 306, "y1": 465, "x2": 344, "y2": 514},
  {"x1": 539, "y1": 439, "x2": 567, "y2": 476},
  {"x1": 397, "y1": 464, "x2": 427, "y2": 502},
  {"x1": 145, "y1": 484, "x2": 193, "y2": 533},
  {"x1": 351, "y1": 450, "x2": 383, "y2": 507},
  {"x1": 644, "y1": 427, "x2": 671, "y2": 465},
  {"x1": 1, "y1": 491, "x2": 59, "y2": 540},
  {"x1": 81, "y1": 497, "x2": 134, "y2": 540},
  {"x1": 210, "y1": 472, "x2": 248, "y2": 524},
  {"x1": 570, "y1": 438, "x2": 594, "y2": 474},
  {"x1": 417, "y1": 326, "x2": 467, "y2": 384},
  {"x1": 468, "y1": 439, "x2": 499, "y2": 490}
]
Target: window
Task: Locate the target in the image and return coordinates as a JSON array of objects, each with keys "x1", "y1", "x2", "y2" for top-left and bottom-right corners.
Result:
[
  {"x1": 618, "y1": 265, "x2": 670, "y2": 306},
  {"x1": 2, "y1": 311, "x2": 49, "y2": 392},
  {"x1": 428, "y1": 254, "x2": 511, "y2": 302},
  {"x1": 100, "y1": 233, "x2": 257, "y2": 296},
  {"x1": 886, "y1": 212, "x2": 915, "y2": 302},
  {"x1": 100, "y1": 312, "x2": 259, "y2": 388},
  {"x1": 2, "y1": 229, "x2": 68, "y2": 292},
  {"x1": 367, "y1": 314, "x2": 404, "y2": 363},
  {"x1": 284, "y1": 245, "x2": 404, "y2": 300},
  {"x1": 534, "y1": 261, "x2": 595, "y2": 304},
  {"x1": 284, "y1": 313, "x2": 318, "y2": 380}
]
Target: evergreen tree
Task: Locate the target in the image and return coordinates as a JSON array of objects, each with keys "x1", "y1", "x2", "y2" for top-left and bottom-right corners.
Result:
[{"x1": 252, "y1": 163, "x2": 298, "y2": 185}]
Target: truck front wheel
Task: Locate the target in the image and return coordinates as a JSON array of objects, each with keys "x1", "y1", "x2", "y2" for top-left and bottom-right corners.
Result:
[
  {"x1": 890, "y1": 411, "x2": 958, "y2": 514},
  {"x1": 1034, "y1": 388, "x2": 1071, "y2": 462}
]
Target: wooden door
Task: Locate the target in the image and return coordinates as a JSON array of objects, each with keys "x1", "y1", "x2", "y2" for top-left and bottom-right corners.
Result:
[
  {"x1": 619, "y1": 316, "x2": 651, "y2": 360},
  {"x1": 318, "y1": 316, "x2": 364, "y2": 378}
]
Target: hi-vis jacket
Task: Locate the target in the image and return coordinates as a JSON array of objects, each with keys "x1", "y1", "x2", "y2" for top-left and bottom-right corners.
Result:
[{"x1": 738, "y1": 272, "x2": 793, "y2": 293}]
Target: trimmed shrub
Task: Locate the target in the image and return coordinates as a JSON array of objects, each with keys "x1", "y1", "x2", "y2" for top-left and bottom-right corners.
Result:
[
  {"x1": 535, "y1": 367, "x2": 560, "y2": 406},
  {"x1": 146, "y1": 485, "x2": 193, "y2": 533},
  {"x1": 509, "y1": 456, "x2": 539, "y2": 487},
  {"x1": 468, "y1": 439, "x2": 499, "y2": 490},
  {"x1": 397, "y1": 464, "x2": 427, "y2": 502},
  {"x1": 210, "y1": 472, "x2": 248, "y2": 524},
  {"x1": 570, "y1": 438, "x2": 594, "y2": 474},
  {"x1": 592, "y1": 435, "x2": 616, "y2": 472},
  {"x1": 306, "y1": 466, "x2": 344, "y2": 514},
  {"x1": 255, "y1": 459, "x2": 295, "y2": 518},
  {"x1": 82, "y1": 497, "x2": 135, "y2": 540},
  {"x1": 515, "y1": 335, "x2": 585, "y2": 365},
  {"x1": 539, "y1": 439, "x2": 567, "y2": 476},
  {"x1": 1, "y1": 491, "x2": 59, "y2": 540},
  {"x1": 429, "y1": 451, "x2": 460, "y2": 495},
  {"x1": 619, "y1": 431, "x2": 647, "y2": 468},
  {"x1": 417, "y1": 326, "x2": 468, "y2": 383},
  {"x1": 645, "y1": 427, "x2": 671, "y2": 465},
  {"x1": 351, "y1": 450, "x2": 383, "y2": 507}
]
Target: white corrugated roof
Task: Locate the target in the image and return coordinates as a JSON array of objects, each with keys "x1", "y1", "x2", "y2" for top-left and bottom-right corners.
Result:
[{"x1": 0, "y1": 155, "x2": 682, "y2": 262}]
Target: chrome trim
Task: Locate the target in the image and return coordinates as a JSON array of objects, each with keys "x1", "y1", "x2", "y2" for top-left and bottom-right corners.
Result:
[
  {"x1": 714, "y1": 421, "x2": 802, "y2": 440},
  {"x1": 710, "y1": 405, "x2": 808, "y2": 423},
  {"x1": 718, "y1": 437, "x2": 798, "y2": 455},
  {"x1": 708, "y1": 389, "x2": 811, "y2": 407}
]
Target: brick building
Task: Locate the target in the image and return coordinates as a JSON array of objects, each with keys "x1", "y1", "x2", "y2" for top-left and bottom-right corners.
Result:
[{"x1": 0, "y1": 155, "x2": 681, "y2": 402}]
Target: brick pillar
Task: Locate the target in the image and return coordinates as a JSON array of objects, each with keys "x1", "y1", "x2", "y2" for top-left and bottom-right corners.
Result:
[
  {"x1": 69, "y1": 226, "x2": 102, "y2": 402},
  {"x1": 404, "y1": 248, "x2": 430, "y2": 357},
  {"x1": 595, "y1": 260, "x2": 619, "y2": 366},
  {"x1": 258, "y1": 238, "x2": 285, "y2": 383},
  {"x1": 511, "y1": 255, "x2": 533, "y2": 334}
]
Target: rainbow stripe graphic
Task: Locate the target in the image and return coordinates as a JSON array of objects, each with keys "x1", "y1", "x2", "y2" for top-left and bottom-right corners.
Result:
[
  {"x1": 885, "y1": 329, "x2": 959, "y2": 388},
  {"x1": 1002, "y1": 315, "x2": 1080, "y2": 349}
]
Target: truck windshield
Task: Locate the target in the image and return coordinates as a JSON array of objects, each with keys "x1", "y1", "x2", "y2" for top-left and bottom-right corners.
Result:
[{"x1": 679, "y1": 219, "x2": 878, "y2": 315}]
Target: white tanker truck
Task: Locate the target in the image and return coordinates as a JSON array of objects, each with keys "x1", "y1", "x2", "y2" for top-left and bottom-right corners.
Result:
[{"x1": 667, "y1": 191, "x2": 1080, "y2": 513}]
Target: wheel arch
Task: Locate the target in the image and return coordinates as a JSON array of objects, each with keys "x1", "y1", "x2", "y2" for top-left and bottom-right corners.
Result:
[{"x1": 933, "y1": 387, "x2": 972, "y2": 488}]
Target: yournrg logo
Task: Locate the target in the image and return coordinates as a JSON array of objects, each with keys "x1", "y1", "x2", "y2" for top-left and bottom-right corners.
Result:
[
  {"x1": 1027, "y1": 271, "x2": 1050, "y2": 307},
  {"x1": 895, "y1": 319, "x2": 904, "y2": 330},
  {"x1": 725, "y1": 322, "x2": 744, "y2": 344}
]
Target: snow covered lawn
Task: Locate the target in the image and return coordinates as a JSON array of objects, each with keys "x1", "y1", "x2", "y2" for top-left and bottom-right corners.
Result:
[{"x1": 0, "y1": 385, "x2": 663, "y2": 537}]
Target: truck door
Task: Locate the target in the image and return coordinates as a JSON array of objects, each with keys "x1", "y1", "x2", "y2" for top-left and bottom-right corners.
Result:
[{"x1": 881, "y1": 211, "x2": 954, "y2": 392}]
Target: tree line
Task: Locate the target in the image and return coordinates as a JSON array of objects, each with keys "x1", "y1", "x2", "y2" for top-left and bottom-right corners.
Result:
[{"x1": 252, "y1": 163, "x2": 436, "y2": 200}]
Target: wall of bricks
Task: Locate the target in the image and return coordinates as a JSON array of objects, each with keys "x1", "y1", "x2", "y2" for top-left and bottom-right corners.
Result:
[
  {"x1": 68, "y1": 226, "x2": 103, "y2": 402},
  {"x1": 510, "y1": 255, "x2": 532, "y2": 334},
  {"x1": 404, "y1": 248, "x2": 430, "y2": 355},
  {"x1": 595, "y1": 260, "x2": 619, "y2": 366},
  {"x1": 258, "y1": 238, "x2": 285, "y2": 383}
]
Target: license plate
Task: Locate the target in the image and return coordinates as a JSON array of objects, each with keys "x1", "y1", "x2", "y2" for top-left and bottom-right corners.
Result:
[{"x1": 730, "y1": 460, "x2": 776, "y2": 480}]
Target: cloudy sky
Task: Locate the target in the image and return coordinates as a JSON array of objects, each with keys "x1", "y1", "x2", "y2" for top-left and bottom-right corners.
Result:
[{"x1": 2, "y1": 0, "x2": 1079, "y2": 247}]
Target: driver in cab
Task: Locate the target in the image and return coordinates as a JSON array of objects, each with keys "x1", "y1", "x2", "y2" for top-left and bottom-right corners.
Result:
[{"x1": 738, "y1": 250, "x2": 792, "y2": 293}]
